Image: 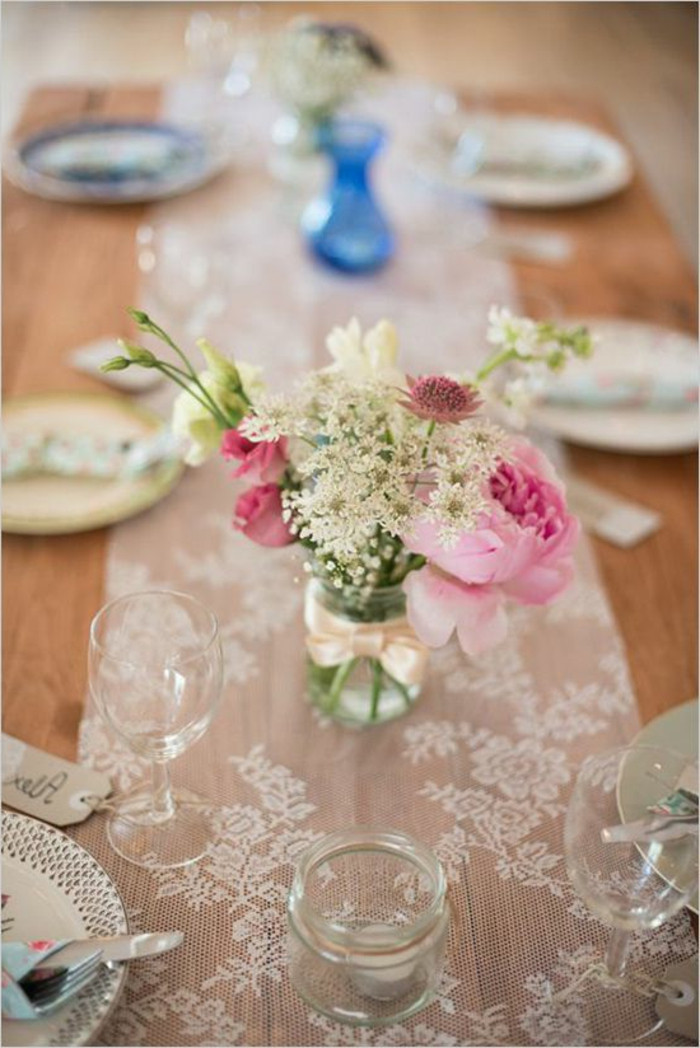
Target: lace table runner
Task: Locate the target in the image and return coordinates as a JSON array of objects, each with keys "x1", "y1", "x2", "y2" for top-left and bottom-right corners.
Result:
[{"x1": 72, "y1": 81, "x2": 695, "y2": 1046}]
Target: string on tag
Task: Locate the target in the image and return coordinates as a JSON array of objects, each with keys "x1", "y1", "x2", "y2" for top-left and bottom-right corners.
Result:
[
  {"x1": 550, "y1": 959, "x2": 684, "y2": 1004},
  {"x1": 82, "y1": 793, "x2": 216, "y2": 814}
]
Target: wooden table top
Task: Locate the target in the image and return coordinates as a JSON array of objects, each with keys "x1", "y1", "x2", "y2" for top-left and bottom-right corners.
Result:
[{"x1": 2, "y1": 84, "x2": 698, "y2": 761}]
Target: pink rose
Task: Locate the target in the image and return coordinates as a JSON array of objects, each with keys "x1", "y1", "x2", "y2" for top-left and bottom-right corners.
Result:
[
  {"x1": 233, "y1": 484, "x2": 295, "y2": 547},
  {"x1": 221, "y1": 428, "x2": 289, "y2": 484},
  {"x1": 403, "y1": 437, "x2": 579, "y2": 655}
]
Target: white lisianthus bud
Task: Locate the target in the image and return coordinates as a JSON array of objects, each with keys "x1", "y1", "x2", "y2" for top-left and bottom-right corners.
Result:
[{"x1": 197, "y1": 338, "x2": 241, "y2": 392}]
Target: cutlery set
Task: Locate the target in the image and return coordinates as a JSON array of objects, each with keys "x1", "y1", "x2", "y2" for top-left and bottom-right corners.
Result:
[
  {"x1": 2, "y1": 931, "x2": 183, "y2": 1018},
  {"x1": 602, "y1": 765, "x2": 699, "y2": 846}
]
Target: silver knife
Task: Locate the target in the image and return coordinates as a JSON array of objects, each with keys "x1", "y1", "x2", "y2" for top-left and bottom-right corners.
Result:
[{"x1": 41, "y1": 931, "x2": 184, "y2": 969}]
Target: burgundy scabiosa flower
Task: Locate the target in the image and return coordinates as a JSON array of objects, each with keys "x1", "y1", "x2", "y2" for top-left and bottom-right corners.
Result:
[{"x1": 399, "y1": 375, "x2": 482, "y2": 423}]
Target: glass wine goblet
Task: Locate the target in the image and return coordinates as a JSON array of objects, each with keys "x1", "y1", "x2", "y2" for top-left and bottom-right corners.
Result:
[
  {"x1": 89, "y1": 590, "x2": 223, "y2": 869},
  {"x1": 561, "y1": 744, "x2": 698, "y2": 1043}
]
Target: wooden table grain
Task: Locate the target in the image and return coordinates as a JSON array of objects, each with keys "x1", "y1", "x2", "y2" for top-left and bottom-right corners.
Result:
[{"x1": 2, "y1": 85, "x2": 697, "y2": 761}]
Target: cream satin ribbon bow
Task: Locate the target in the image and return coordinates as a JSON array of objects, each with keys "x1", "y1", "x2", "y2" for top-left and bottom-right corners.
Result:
[{"x1": 304, "y1": 589, "x2": 429, "y2": 688}]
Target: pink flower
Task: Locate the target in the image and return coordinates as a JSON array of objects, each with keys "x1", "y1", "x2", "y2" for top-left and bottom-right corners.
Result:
[
  {"x1": 403, "y1": 437, "x2": 579, "y2": 655},
  {"x1": 221, "y1": 428, "x2": 289, "y2": 484},
  {"x1": 233, "y1": 484, "x2": 295, "y2": 547},
  {"x1": 399, "y1": 375, "x2": 482, "y2": 423},
  {"x1": 28, "y1": 941, "x2": 56, "y2": 952}
]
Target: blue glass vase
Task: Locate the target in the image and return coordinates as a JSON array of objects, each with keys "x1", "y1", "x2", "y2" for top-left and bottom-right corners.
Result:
[{"x1": 301, "y1": 120, "x2": 394, "y2": 274}]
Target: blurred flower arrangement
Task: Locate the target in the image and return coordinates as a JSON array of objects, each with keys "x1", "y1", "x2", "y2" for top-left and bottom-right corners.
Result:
[
  {"x1": 106, "y1": 307, "x2": 592, "y2": 726},
  {"x1": 270, "y1": 18, "x2": 389, "y2": 159}
]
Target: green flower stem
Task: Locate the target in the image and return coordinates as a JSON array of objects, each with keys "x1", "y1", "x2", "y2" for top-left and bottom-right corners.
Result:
[
  {"x1": 152, "y1": 363, "x2": 230, "y2": 429},
  {"x1": 475, "y1": 348, "x2": 517, "y2": 382},
  {"x1": 370, "y1": 659, "x2": 383, "y2": 721},
  {"x1": 160, "y1": 362, "x2": 233, "y2": 428},
  {"x1": 128, "y1": 309, "x2": 243, "y2": 427},
  {"x1": 403, "y1": 554, "x2": 427, "y2": 576},
  {"x1": 130, "y1": 310, "x2": 200, "y2": 380},
  {"x1": 326, "y1": 657, "x2": 358, "y2": 714}
]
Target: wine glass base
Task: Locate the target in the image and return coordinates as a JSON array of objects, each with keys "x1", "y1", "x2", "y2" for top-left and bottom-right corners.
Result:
[
  {"x1": 545, "y1": 967, "x2": 667, "y2": 1045},
  {"x1": 106, "y1": 784, "x2": 214, "y2": 869}
]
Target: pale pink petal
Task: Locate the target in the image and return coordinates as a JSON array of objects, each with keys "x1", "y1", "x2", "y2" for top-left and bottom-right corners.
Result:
[
  {"x1": 509, "y1": 435, "x2": 564, "y2": 490},
  {"x1": 454, "y1": 588, "x2": 509, "y2": 656},
  {"x1": 501, "y1": 558, "x2": 575, "y2": 605},
  {"x1": 539, "y1": 514, "x2": 580, "y2": 565},
  {"x1": 403, "y1": 568, "x2": 458, "y2": 648}
]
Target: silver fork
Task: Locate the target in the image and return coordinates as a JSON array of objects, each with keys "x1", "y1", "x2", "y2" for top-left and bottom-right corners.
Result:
[{"x1": 21, "y1": 950, "x2": 103, "y2": 1016}]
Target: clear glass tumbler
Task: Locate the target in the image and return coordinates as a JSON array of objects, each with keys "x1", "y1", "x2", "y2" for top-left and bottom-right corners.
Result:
[{"x1": 287, "y1": 828, "x2": 449, "y2": 1026}]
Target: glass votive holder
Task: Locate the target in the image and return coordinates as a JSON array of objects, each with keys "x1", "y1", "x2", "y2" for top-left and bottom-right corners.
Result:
[{"x1": 287, "y1": 828, "x2": 449, "y2": 1026}]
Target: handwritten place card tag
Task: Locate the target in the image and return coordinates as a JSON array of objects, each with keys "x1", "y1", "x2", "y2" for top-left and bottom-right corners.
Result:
[
  {"x1": 2, "y1": 734, "x2": 112, "y2": 826},
  {"x1": 566, "y1": 476, "x2": 662, "y2": 548}
]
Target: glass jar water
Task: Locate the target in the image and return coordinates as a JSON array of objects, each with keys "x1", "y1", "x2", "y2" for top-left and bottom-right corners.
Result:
[
  {"x1": 305, "y1": 578, "x2": 424, "y2": 727},
  {"x1": 287, "y1": 829, "x2": 449, "y2": 1026}
]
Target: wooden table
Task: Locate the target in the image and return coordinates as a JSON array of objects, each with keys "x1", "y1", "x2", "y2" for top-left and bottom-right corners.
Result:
[{"x1": 2, "y1": 85, "x2": 698, "y2": 761}]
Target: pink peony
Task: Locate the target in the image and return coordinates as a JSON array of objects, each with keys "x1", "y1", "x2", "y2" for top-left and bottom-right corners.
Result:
[
  {"x1": 399, "y1": 375, "x2": 482, "y2": 423},
  {"x1": 403, "y1": 437, "x2": 579, "y2": 655},
  {"x1": 233, "y1": 484, "x2": 295, "y2": 547},
  {"x1": 221, "y1": 428, "x2": 289, "y2": 484}
]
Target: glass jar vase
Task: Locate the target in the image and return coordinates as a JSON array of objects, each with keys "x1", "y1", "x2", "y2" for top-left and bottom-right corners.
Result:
[
  {"x1": 305, "y1": 577, "x2": 427, "y2": 728},
  {"x1": 287, "y1": 829, "x2": 450, "y2": 1026}
]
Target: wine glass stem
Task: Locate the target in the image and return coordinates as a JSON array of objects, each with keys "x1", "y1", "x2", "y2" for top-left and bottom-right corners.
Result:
[
  {"x1": 605, "y1": 927, "x2": 631, "y2": 978},
  {"x1": 151, "y1": 761, "x2": 175, "y2": 823}
]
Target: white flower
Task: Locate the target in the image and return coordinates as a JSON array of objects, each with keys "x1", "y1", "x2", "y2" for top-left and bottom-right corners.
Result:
[
  {"x1": 499, "y1": 376, "x2": 537, "y2": 428},
  {"x1": 325, "y1": 317, "x2": 363, "y2": 374},
  {"x1": 171, "y1": 372, "x2": 223, "y2": 466},
  {"x1": 325, "y1": 317, "x2": 403, "y2": 382},
  {"x1": 273, "y1": 18, "x2": 373, "y2": 119},
  {"x1": 363, "y1": 319, "x2": 399, "y2": 374},
  {"x1": 487, "y1": 305, "x2": 539, "y2": 358}
]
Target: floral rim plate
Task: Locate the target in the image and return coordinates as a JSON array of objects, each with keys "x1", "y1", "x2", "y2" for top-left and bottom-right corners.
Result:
[
  {"x1": 6, "y1": 119, "x2": 229, "y2": 204},
  {"x1": 617, "y1": 699, "x2": 699, "y2": 914},
  {"x1": 2, "y1": 811, "x2": 129, "y2": 1047},
  {"x1": 408, "y1": 112, "x2": 633, "y2": 208},
  {"x1": 2, "y1": 391, "x2": 183, "y2": 535},
  {"x1": 529, "y1": 318, "x2": 699, "y2": 454}
]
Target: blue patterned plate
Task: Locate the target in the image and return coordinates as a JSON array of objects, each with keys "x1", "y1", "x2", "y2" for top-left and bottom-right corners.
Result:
[{"x1": 7, "y1": 119, "x2": 228, "y2": 203}]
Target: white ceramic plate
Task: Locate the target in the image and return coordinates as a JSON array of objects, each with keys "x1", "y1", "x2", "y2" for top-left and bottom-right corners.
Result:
[
  {"x1": 408, "y1": 113, "x2": 633, "y2": 208},
  {"x1": 2, "y1": 811, "x2": 128, "y2": 1046},
  {"x1": 2, "y1": 392, "x2": 183, "y2": 535},
  {"x1": 530, "y1": 318, "x2": 699, "y2": 454},
  {"x1": 5, "y1": 119, "x2": 230, "y2": 205},
  {"x1": 617, "y1": 700, "x2": 699, "y2": 914}
]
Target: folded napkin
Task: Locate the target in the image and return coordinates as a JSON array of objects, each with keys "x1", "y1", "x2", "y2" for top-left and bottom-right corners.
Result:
[
  {"x1": 541, "y1": 372, "x2": 699, "y2": 410},
  {"x1": 2, "y1": 430, "x2": 176, "y2": 481},
  {"x1": 2, "y1": 940, "x2": 71, "y2": 1019}
]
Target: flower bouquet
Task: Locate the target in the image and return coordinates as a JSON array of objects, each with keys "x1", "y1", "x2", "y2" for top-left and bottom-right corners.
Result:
[
  {"x1": 106, "y1": 308, "x2": 592, "y2": 727},
  {"x1": 270, "y1": 18, "x2": 389, "y2": 171}
]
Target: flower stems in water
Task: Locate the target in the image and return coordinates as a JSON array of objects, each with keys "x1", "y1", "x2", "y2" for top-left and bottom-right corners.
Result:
[
  {"x1": 369, "y1": 659, "x2": 383, "y2": 721},
  {"x1": 326, "y1": 657, "x2": 358, "y2": 713}
]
